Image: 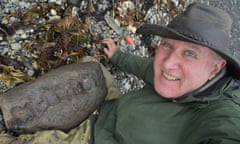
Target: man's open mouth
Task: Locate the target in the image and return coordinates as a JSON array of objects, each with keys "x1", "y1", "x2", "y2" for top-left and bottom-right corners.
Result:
[{"x1": 163, "y1": 72, "x2": 179, "y2": 81}]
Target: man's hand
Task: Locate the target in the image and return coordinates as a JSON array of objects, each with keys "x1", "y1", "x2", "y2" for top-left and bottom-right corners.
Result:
[{"x1": 102, "y1": 38, "x2": 118, "y2": 59}]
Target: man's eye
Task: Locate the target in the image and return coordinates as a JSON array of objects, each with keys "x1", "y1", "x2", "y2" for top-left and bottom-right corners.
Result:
[
  {"x1": 184, "y1": 51, "x2": 196, "y2": 58},
  {"x1": 161, "y1": 42, "x2": 172, "y2": 49}
]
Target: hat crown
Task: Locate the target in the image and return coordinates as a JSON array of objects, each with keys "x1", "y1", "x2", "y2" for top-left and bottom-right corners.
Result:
[{"x1": 168, "y1": 2, "x2": 232, "y2": 52}]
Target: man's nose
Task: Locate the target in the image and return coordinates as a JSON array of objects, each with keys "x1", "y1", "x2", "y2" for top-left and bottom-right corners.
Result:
[{"x1": 163, "y1": 51, "x2": 180, "y2": 69}]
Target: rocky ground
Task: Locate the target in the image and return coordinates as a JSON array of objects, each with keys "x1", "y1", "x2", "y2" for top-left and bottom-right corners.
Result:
[
  {"x1": 0, "y1": 0, "x2": 196, "y2": 94},
  {"x1": 0, "y1": 0, "x2": 239, "y2": 134}
]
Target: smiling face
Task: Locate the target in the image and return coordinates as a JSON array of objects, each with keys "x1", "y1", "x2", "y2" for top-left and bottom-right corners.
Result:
[{"x1": 153, "y1": 38, "x2": 226, "y2": 98}]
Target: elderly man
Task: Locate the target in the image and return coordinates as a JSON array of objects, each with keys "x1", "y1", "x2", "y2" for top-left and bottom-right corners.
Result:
[{"x1": 96, "y1": 2, "x2": 240, "y2": 144}]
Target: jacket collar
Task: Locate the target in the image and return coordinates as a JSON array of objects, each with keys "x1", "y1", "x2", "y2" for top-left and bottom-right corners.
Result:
[{"x1": 171, "y1": 76, "x2": 236, "y2": 103}]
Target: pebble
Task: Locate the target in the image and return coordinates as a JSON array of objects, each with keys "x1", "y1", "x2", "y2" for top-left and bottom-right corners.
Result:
[
  {"x1": 10, "y1": 43, "x2": 22, "y2": 51},
  {"x1": 27, "y1": 69, "x2": 35, "y2": 76}
]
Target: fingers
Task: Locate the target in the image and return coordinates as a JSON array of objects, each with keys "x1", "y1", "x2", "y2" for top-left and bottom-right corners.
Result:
[
  {"x1": 101, "y1": 38, "x2": 117, "y2": 59},
  {"x1": 103, "y1": 47, "x2": 109, "y2": 55}
]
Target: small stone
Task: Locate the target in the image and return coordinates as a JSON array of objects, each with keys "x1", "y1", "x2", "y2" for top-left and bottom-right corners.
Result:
[
  {"x1": 27, "y1": 69, "x2": 35, "y2": 76},
  {"x1": 11, "y1": 43, "x2": 22, "y2": 51},
  {"x1": 50, "y1": 9, "x2": 57, "y2": 16}
]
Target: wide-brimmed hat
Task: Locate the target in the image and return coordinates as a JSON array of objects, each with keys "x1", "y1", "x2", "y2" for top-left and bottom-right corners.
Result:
[{"x1": 136, "y1": 2, "x2": 240, "y2": 79}]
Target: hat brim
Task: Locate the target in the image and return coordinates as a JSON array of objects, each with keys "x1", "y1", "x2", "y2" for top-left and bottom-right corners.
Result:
[
  {"x1": 136, "y1": 24, "x2": 240, "y2": 79},
  {"x1": 137, "y1": 24, "x2": 215, "y2": 50}
]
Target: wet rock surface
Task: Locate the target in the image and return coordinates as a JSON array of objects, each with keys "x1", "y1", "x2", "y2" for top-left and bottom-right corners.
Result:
[{"x1": 0, "y1": 62, "x2": 107, "y2": 134}]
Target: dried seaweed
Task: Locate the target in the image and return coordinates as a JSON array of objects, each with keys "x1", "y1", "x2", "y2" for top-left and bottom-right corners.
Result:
[{"x1": 0, "y1": 0, "x2": 188, "y2": 92}]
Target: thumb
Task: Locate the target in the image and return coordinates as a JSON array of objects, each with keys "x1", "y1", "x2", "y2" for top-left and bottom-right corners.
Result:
[{"x1": 103, "y1": 48, "x2": 112, "y2": 59}]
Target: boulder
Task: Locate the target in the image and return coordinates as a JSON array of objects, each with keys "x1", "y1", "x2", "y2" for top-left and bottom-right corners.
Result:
[{"x1": 0, "y1": 62, "x2": 107, "y2": 134}]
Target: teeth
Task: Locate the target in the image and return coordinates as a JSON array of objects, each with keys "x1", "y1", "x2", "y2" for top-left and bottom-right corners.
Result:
[{"x1": 163, "y1": 72, "x2": 178, "y2": 81}]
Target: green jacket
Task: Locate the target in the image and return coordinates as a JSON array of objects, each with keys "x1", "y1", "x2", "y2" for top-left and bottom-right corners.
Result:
[{"x1": 94, "y1": 50, "x2": 240, "y2": 144}]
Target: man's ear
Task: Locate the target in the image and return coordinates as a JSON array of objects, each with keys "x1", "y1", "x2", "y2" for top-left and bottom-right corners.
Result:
[
  {"x1": 195, "y1": 66, "x2": 227, "y2": 95},
  {"x1": 209, "y1": 60, "x2": 227, "y2": 80}
]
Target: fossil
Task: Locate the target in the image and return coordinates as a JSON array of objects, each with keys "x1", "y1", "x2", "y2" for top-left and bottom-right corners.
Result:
[{"x1": 0, "y1": 61, "x2": 107, "y2": 134}]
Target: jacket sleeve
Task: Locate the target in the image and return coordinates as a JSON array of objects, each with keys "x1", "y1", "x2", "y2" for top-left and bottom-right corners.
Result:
[
  {"x1": 110, "y1": 50, "x2": 154, "y2": 86},
  {"x1": 94, "y1": 100, "x2": 119, "y2": 144}
]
